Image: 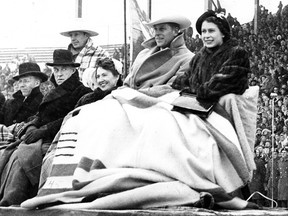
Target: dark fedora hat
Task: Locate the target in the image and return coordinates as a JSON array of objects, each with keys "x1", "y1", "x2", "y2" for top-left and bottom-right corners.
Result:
[
  {"x1": 46, "y1": 49, "x2": 80, "y2": 67},
  {"x1": 13, "y1": 62, "x2": 48, "y2": 82}
]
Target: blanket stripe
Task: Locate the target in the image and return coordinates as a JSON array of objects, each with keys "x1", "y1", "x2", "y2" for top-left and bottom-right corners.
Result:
[{"x1": 24, "y1": 87, "x2": 258, "y2": 210}]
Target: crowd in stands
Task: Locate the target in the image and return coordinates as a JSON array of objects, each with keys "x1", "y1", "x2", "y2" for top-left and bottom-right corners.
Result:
[{"x1": 223, "y1": 1, "x2": 288, "y2": 208}]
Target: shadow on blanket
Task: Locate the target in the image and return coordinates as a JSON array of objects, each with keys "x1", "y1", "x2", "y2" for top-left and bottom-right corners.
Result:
[{"x1": 21, "y1": 86, "x2": 259, "y2": 210}]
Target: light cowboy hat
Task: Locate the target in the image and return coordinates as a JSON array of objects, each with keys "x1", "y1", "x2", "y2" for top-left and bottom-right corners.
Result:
[
  {"x1": 60, "y1": 19, "x2": 98, "y2": 37},
  {"x1": 145, "y1": 14, "x2": 191, "y2": 30}
]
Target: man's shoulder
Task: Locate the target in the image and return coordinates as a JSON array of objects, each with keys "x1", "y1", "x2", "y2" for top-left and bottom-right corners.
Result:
[{"x1": 86, "y1": 43, "x2": 109, "y2": 55}]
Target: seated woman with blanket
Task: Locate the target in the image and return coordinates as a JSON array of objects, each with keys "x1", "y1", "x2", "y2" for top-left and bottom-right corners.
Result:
[
  {"x1": 76, "y1": 57, "x2": 123, "y2": 107},
  {"x1": 22, "y1": 11, "x2": 258, "y2": 210}
]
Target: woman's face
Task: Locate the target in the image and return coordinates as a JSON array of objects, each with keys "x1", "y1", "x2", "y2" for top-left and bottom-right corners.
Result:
[
  {"x1": 96, "y1": 67, "x2": 119, "y2": 91},
  {"x1": 201, "y1": 21, "x2": 224, "y2": 48}
]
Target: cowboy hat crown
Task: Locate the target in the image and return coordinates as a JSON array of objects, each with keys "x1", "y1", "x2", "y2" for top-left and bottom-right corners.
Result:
[
  {"x1": 60, "y1": 19, "x2": 98, "y2": 37},
  {"x1": 145, "y1": 14, "x2": 191, "y2": 30}
]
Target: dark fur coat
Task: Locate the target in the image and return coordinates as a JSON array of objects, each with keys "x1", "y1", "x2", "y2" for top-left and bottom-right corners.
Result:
[{"x1": 172, "y1": 39, "x2": 250, "y2": 102}]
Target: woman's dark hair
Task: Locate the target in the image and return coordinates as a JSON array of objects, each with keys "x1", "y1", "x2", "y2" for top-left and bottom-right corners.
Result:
[
  {"x1": 96, "y1": 57, "x2": 119, "y2": 77},
  {"x1": 96, "y1": 57, "x2": 123, "y2": 86},
  {"x1": 204, "y1": 16, "x2": 231, "y2": 42}
]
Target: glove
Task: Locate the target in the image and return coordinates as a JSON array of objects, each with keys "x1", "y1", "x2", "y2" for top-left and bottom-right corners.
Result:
[{"x1": 24, "y1": 128, "x2": 46, "y2": 144}]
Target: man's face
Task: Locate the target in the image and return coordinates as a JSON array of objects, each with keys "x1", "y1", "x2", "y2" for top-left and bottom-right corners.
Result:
[
  {"x1": 68, "y1": 31, "x2": 89, "y2": 50},
  {"x1": 153, "y1": 23, "x2": 178, "y2": 48},
  {"x1": 18, "y1": 76, "x2": 40, "y2": 97},
  {"x1": 53, "y1": 66, "x2": 75, "y2": 85}
]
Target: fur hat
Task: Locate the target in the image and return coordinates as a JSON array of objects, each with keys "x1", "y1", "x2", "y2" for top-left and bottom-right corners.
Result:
[
  {"x1": 145, "y1": 14, "x2": 191, "y2": 30},
  {"x1": 196, "y1": 10, "x2": 230, "y2": 38},
  {"x1": 46, "y1": 49, "x2": 80, "y2": 67},
  {"x1": 13, "y1": 62, "x2": 48, "y2": 82}
]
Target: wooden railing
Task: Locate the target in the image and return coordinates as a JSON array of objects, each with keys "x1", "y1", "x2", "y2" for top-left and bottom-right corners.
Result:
[{"x1": 0, "y1": 44, "x2": 123, "y2": 64}]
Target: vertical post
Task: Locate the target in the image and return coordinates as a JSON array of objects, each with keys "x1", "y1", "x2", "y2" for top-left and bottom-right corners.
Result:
[
  {"x1": 123, "y1": 0, "x2": 128, "y2": 77},
  {"x1": 205, "y1": 0, "x2": 213, "y2": 11},
  {"x1": 270, "y1": 93, "x2": 277, "y2": 207},
  {"x1": 271, "y1": 98, "x2": 274, "y2": 207},
  {"x1": 76, "y1": 0, "x2": 82, "y2": 18},
  {"x1": 254, "y1": 0, "x2": 259, "y2": 35},
  {"x1": 147, "y1": 0, "x2": 152, "y2": 20}
]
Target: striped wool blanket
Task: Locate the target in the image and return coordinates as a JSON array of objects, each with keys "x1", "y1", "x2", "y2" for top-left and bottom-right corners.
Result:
[{"x1": 21, "y1": 87, "x2": 258, "y2": 210}]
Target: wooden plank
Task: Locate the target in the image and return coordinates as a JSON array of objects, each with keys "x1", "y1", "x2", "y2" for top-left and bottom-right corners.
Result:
[{"x1": 0, "y1": 207, "x2": 288, "y2": 216}]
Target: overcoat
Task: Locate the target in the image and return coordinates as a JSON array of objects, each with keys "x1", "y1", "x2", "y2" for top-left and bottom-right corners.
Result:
[
  {"x1": 0, "y1": 70, "x2": 91, "y2": 206},
  {"x1": 278, "y1": 156, "x2": 288, "y2": 200},
  {"x1": 249, "y1": 156, "x2": 266, "y2": 200},
  {"x1": 28, "y1": 71, "x2": 92, "y2": 143},
  {"x1": 266, "y1": 157, "x2": 279, "y2": 199},
  {"x1": 0, "y1": 87, "x2": 43, "y2": 127},
  {"x1": 75, "y1": 86, "x2": 118, "y2": 108},
  {"x1": 124, "y1": 32, "x2": 194, "y2": 89},
  {"x1": 172, "y1": 39, "x2": 250, "y2": 102}
]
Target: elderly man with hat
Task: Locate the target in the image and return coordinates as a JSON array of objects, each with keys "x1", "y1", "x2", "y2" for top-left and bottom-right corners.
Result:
[
  {"x1": 60, "y1": 19, "x2": 110, "y2": 80},
  {"x1": 0, "y1": 62, "x2": 48, "y2": 127},
  {"x1": 0, "y1": 49, "x2": 92, "y2": 206},
  {"x1": 124, "y1": 14, "x2": 194, "y2": 89}
]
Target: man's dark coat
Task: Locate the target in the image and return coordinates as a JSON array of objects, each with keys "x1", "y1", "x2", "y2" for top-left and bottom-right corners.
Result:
[
  {"x1": 0, "y1": 70, "x2": 91, "y2": 206},
  {"x1": 0, "y1": 87, "x2": 43, "y2": 127}
]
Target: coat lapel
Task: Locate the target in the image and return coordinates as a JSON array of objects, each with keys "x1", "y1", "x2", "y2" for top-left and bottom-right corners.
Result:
[{"x1": 136, "y1": 48, "x2": 173, "y2": 76}]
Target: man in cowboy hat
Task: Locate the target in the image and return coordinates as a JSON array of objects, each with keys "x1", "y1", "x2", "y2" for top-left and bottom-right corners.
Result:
[
  {"x1": 124, "y1": 14, "x2": 194, "y2": 89},
  {"x1": 0, "y1": 49, "x2": 92, "y2": 206},
  {"x1": 60, "y1": 19, "x2": 110, "y2": 80},
  {"x1": 0, "y1": 62, "x2": 48, "y2": 127}
]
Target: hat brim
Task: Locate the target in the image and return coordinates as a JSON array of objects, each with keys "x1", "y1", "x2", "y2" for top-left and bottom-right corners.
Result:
[
  {"x1": 46, "y1": 62, "x2": 81, "y2": 67},
  {"x1": 145, "y1": 15, "x2": 191, "y2": 30},
  {"x1": 60, "y1": 30, "x2": 98, "y2": 37},
  {"x1": 13, "y1": 71, "x2": 48, "y2": 82}
]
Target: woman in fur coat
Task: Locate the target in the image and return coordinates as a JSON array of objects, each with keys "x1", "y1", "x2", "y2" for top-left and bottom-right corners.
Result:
[
  {"x1": 172, "y1": 10, "x2": 250, "y2": 103},
  {"x1": 171, "y1": 9, "x2": 254, "y2": 207}
]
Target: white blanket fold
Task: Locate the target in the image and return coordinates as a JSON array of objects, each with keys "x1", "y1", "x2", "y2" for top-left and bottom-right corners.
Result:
[{"x1": 21, "y1": 87, "x2": 258, "y2": 210}]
